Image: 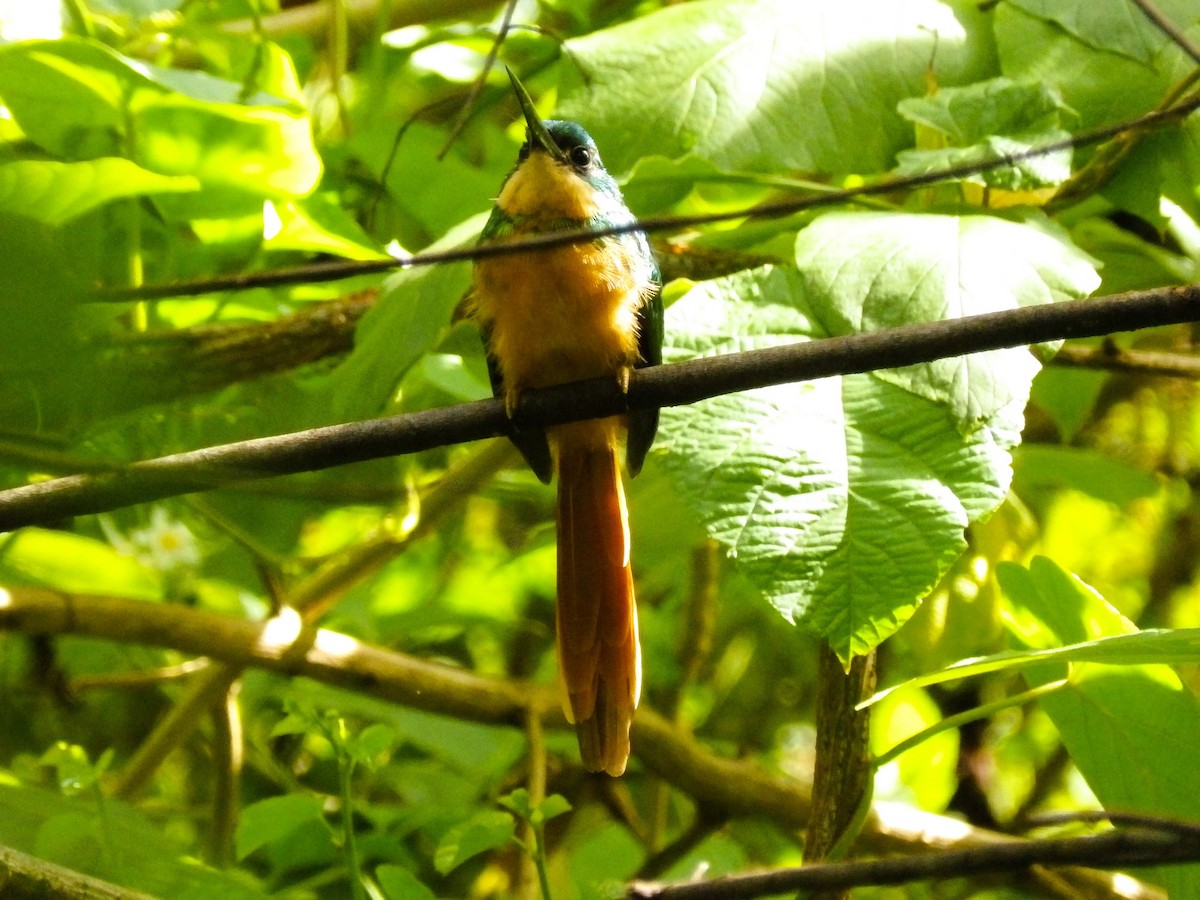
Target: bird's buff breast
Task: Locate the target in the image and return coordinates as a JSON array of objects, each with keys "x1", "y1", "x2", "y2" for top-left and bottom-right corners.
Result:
[{"x1": 473, "y1": 238, "x2": 645, "y2": 395}]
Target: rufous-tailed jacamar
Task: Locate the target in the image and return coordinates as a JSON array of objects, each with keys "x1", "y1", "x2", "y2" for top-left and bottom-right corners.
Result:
[{"x1": 469, "y1": 70, "x2": 663, "y2": 776}]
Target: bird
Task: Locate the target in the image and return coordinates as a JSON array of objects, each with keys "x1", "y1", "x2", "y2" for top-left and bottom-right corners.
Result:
[{"x1": 467, "y1": 69, "x2": 662, "y2": 776}]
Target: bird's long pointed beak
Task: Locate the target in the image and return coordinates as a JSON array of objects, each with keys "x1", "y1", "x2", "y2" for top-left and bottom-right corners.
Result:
[{"x1": 506, "y1": 66, "x2": 566, "y2": 163}]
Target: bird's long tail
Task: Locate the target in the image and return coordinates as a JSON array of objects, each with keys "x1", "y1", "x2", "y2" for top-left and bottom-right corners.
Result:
[{"x1": 555, "y1": 439, "x2": 641, "y2": 776}]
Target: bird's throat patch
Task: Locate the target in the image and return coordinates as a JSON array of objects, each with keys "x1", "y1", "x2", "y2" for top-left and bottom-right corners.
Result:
[{"x1": 497, "y1": 153, "x2": 601, "y2": 223}]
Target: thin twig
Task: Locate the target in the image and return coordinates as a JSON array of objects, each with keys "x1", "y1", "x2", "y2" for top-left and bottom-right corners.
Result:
[
  {"x1": 208, "y1": 682, "x2": 243, "y2": 868},
  {"x1": 98, "y1": 94, "x2": 1200, "y2": 303},
  {"x1": 69, "y1": 659, "x2": 210, "y2": 692},
  {"x1": 4, "y1": 282, "x2": 1200, "y2": 531},
  {"x1": 1128, "y1": 0, "x2": 1200, "y2": 65},
  {"x1": 437, "y1": 0, "x2": 520, "y2": 159}
]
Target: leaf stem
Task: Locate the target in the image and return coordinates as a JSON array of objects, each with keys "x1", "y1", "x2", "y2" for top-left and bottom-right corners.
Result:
[{"x1": 872, "y1": 680, "x2": 1068, "y2": 771}]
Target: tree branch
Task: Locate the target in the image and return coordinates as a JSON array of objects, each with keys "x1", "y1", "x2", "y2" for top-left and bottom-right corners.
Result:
[
  {"x1": 1050, "y1": 340, "x2": 1200, "y2": 379},
  {"x1": 0, "y1": 844, "x2": 155, "y2": 900},
  {"x1": 0, "y1": 586, "x2": 1161, "y2": 899},
  {"x1": 627, "y1": 826, "x2": 1198, "y2": 898},
  {"x1": 2, "y1": 282, "x2": 1199, "y2": 531}
]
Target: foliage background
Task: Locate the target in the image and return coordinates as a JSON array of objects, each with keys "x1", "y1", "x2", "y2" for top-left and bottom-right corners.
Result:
[{"x1": 1, "y1": 0, "x2": 1200, "y2": 897}]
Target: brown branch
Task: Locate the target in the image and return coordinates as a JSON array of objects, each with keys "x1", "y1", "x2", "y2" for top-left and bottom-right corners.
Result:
[
  {"x1": 805, "y1": 646, "x2": 877, "y2": 884},
  {"x1": 627, "y1": 826, "x2": 1198, "y2": 899},
  {"x1": 0, "y1": 587, "x2": 1162, "y2": 899},
  {"x1": 0, "y1": 290, "x2": 377, "y2": 434},
  {"x1": 0, "y1": 245, "x2": 763, "y2": 436},
  {"x1": 0, "y1": 844, "x2": 155, "y2": 900},
  {"x1": 3, "y1": 281, "x2": 1200, "y2": 531},
  {"x1": 1051, "y1": 340, "x2": 1200, "y2": 379},
  {"x1": 113, "y1": 439, "x2": 513, "y2": 797}
]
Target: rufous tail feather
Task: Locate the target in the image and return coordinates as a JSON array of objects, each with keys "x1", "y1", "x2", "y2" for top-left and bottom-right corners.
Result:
[{"x1": 555, "y1": 442, "x2": 641, "y2": 776}]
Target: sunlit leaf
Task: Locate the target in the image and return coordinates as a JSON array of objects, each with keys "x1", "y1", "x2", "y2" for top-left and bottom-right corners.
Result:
[
  {"x1": 0, "y1": 529, "x2": 160, "y2": 599},
  {"x1": 376, "y1": 864, "x2": 437, "y2": 900},
  {"x1": 1001, "y1": 557, "x2": 1200, "y2": 897},
  {"x1": 235, "y1": 795, "x2": 326, "y2": 860},
  {"x1": 0, "y1": 158, "x2": 198, "y2": 225},
  {"x1": 330, "y1": 214, "x2": 481, "y2": 420},
  {"x1": 433, "y1": 810, "x2": 515, "y2": 874},
  {"x1": 558, "y1": 0, "x2": 995, "y2": 177},
  {"x1": 658, "y1": 212, "x2": 1098, "y2": 660}
]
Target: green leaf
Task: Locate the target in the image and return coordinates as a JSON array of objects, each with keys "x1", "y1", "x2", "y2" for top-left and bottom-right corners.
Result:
[
  {"x1": 39, "y1": 743, "x2": 108, "y2": 796},
  {"x1": 894, "y1": 134, "x2": 1072, "y2": 191},
  {"x1": 0, "y1": 37, "x2": 321, "y2": 199},
  {"x1": 558, "y1": 0, "x2": 994, "y2": 177},
  {"x1": 376, "y1": 864, "x2": 437, "y2": 900},
  {"x1": 133, "y1": 96, "x2": 321, "y2": 198},
  {"x1": 347, "y1": 723, "x2": 396, "y2": 769},
  {"x1": 898, "y1": 78, "x2": 1072, "y2": 146},
  {"x1": 497, "y1": 789, "x2": 572, "y2": 826},
  {"x1": 864, "y1": 628, "x2": 1200, "y2": 703},
  {"x1": 263, "y1": 195, "x2": 387, "y2": 260},
  {"x1": 0, "y1": 782, "x2": 269, "y2": 898},
  {"x1": 496, "y1": 788, "x2": 534, "y2": 820},
  {"x1": 0, "y1": 528, "x2": 161, "y2": 599},
  {"x1": 658, "y1": 212, "x2": 1098, "y2": 660},
  {"x1": 0, "y1": 38, "x2": 137, "y2": 157},
  {"x1": 895, "y1": 78, "x2": 1076, "y2": 190},
  {"x1": 433, "y1": 810, "x2": 515, "y2": 874},
  {"x1": 994, "y1": 1, "x2": 1195, "y2": 127},
  {"x1": 1000, "y1": 557, "x2": 1200, "y2": 899},
  {"x1": 330, "y1": 214, "x2": 481, "y2": 421},
  {"x1": 1013, "y1": 445, "x2": 1159, "y2": 506},
  {"x1": 235, "y1": 794, "x2": 326, "y2": 861},
  {"x1": 537, "y1": 794, "x2": 572, "y2": 824},
  {"x1": 870, "y1": 686, "x2": 959, "y2": 811},
  {"x1": 1004, "y1": 0, "x2": 1190, "y2": 64},
  {"x1": 0, "y1": 158, "x2": 198, "y2": 225},
  {"x1": 794, "y1": 212, "x2": 1100, "y2": 429},
  {"x1": 350, "y1": 121, "x2": 508, "y2": 242}
]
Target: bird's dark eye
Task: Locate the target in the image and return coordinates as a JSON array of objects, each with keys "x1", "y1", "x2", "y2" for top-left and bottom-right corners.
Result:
[{"x1": 569, "y1": 145, "x2": 593, "y2": 169}]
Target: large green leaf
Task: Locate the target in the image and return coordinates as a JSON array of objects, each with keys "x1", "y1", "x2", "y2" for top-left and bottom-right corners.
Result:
[
  {"x1": 0, "y1": 37, "x2": 320, "y2": 199},
  {"x1": 330, "y1": 215, "x2": 482, "y2": 421},
  {"x1": 0, "y1": 158, "x2": 198, "y2": 225},
  {"x1": 657, "y1": 212, "x2": 1099, "y2": 660},
  {"x1": 998, "y1": 557, "x2": 1200, "y2": 899},
  {"x1": 557, "y1": 0, "x2": 995, "y2": 178},
  {"x1": 995, "y1": 0, "x2": 1198, "y2": 126},
  {"x1": 235, "y1": 794, "x2": 327, "y2": 861},
  {"x1": 1005, "y1": 0, "x2": 1198, "y2": 65},
  {"x1": 0, "y1": 528, "x2": 161, "y2": 599},
  {"x1": 795, "y1": 212, "x2": 1099, "y2": 428},
  {"x1": 895, "y1": 77, "x2": 1076, "y2": 190},
  {"x1": 433, "y1": 810, "x2": 515, "y2": 875}
]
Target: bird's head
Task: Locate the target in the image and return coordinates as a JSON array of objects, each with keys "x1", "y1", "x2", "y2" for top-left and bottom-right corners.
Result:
[{"x1": 497, "y1": 68, "x2": 624, "y2": 221}]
